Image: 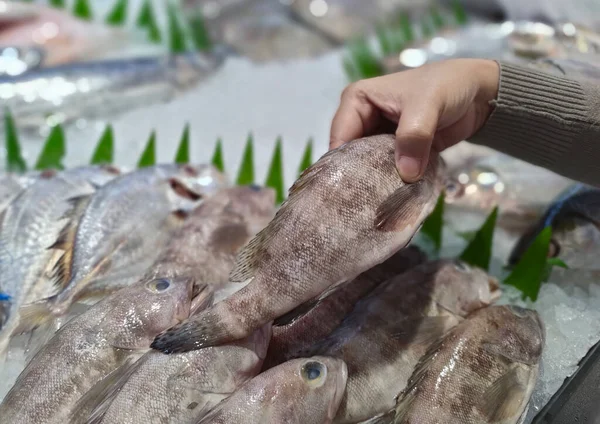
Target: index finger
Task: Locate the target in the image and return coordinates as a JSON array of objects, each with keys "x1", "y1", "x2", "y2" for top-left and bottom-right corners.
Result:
[{"x1": 329, "y1": 83, "x2": 381, "y2": 150}]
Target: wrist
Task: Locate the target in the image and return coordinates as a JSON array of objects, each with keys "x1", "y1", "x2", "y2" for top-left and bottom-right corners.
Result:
[{"x1": 474, "y1": 59, "x2": 500, "y2": 106}]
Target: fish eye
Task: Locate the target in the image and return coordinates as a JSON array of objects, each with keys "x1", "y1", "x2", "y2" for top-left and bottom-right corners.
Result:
[
  {"x1": 182, "y1": 164, "x2": 199, "y2": 176},
  {"x1": 453, "y1": 261, "x2": 471, "y2": 272},
  {"x1": 301, "y1": 361, "x2": 327, "y2": 387},
  {"x1": 548, "y1": 239, "x2": 561, "y2": 258},
  {"x1": 102, "y1": 165, "x2": 121, "y2": 175},
  {"x1": 507, "y1": 305, "x2": 529, "y2": 318},
  {"x1": 249, "y1": 184, "x2": 262, "y2": 192},
  {"x1": 444, "y1": 179, "x2": 464, "y2": 199},
  {"x1": 146, "y1": 278, "x2": 171, "y2": 293}
]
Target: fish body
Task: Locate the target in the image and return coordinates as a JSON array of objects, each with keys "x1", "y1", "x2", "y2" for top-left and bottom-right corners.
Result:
[
  {"x1": 0, "y1": 268, "x2": 195, "y2": 423},
  {"x1": 508, "y1": 184, "x2": 600, "y2": 271},
  {"x1": 152, "y1": 134, "x2": 445, "y2": 354},
  {"x1": 198, "y1": 356, "x2": 349, "y2": 424},
  {"x1": 0, "y1": 51, "x2": 224, "y2": 131},
  {"x1": 263, "y1": 246, "x2": 427, "y2": 370},
  {"x1": 89, "y1": 325, "x2": 272, "y2": 424},
  {"x1": 443, "y1": 152, "x2": 575, "y2": 232},
  {"x1": 304, "y1": 259, "x2": 501, "y2": 423},
  {"x1": 0, "y1": 166, "x2": 120, "y2": 356},
  {"x1": 38, "y1": 164, "x2": 226, "y2": 316},
  {"x1": 374, "y1": 305, "x2": 544, "y2": 424},
  {"x1": 0, "y1": 171, "x2": 38, "y2": 212}
]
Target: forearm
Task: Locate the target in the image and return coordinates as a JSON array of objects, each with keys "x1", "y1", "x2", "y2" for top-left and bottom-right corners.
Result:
[{"x1": 468, "y1": 60, "x2": 600, "y2": 186}]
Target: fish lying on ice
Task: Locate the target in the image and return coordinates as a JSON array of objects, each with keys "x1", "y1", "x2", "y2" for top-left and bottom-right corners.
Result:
[
  {"x1": 297, "y1": 259, "x2": 501, "y2": 423},
  {"x1": 151, "y1": 134, "x2": 445, "y2": 353},
  {"x1": 369, "y1": 305, "x2": 544, "y2": 424},
  {"x1": 0, "y1": 165, "x2": 121, "y2": 358},
  {"x1": 198, "y1": 356, "x2": 349, "y2": 424},
  {"x1": 263, "y1": 246, "x2": 427, "y2": 370},
  {"x1": 0, "y1": 271, "x2": 204, "y2": 423},
  {"x1": 18, "y1": 164, "x2": 227, "y2": 330}
]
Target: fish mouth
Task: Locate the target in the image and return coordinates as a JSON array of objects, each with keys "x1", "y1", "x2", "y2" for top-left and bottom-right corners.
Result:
[{"x1": 488, "y1": 277, "x2": 502, "y2": 303}]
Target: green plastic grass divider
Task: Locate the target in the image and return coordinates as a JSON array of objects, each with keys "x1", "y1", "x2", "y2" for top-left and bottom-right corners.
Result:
[
  {"x1": 236, "y1": 134, "x2": 254, "y2": 186},
  {"x1": 35, "y1": 126, "x2": 66, "y2": 170},
  {"x1": 175, "y1": 124, "x2": 190, "y2": 164},
  {"x1": 189, "y1": 14, "x2": 212, "y2": 51},
  {"x1": 298, "y1": 139, "x2": 313, "y2": 176},
  {"x1": 4, "y1": 109, "x2": 27, "y2": 173},
  {"x1": 137, "y1": 0, "x2": 162, "y2": 43},
  {"x1": 167, "y1": 2, "x2": 189, "y2": 53},
  {"x1": 73, "y1": 0, "x2": 93, "y2": 21},
  {"x1": 265, "y1": 138, "x2": 285, "y2": 204},
  {"x1": 137, "y1": 131, "x2": 156, "y2": 168},
  {"x1": 211, "y1": 138, "x2": 225, "y2": 172},
  {"x1": 49, "y1": 0, "x2": 65, "y2": 9},
  {"x1": 420, "y1": 193, "x2": 445, "y2": 253},
  {"x1": 106, "y1": 0, "x2": 128, "y2": 26},
  {"x1": 90, "y1": 125, "x2": 114, "y2": 165},
  {"x1": 459, "y1": 207, "x2": 498, "y2": 271}
]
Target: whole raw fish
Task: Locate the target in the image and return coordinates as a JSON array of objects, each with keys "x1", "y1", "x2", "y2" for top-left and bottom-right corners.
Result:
[
  {"x1": 369, "y1": 305, "x2": 544, "y2": 424},
  {"x1": 19, "y1": 164, "x2": 227, "y2": 329},
  {"x1": 263, "y1": 246, "x2": 427, "y2": 370},
  {"x1": 508, "y1": 184, "x2": 600, "y2": 272},
  {"x1": 82, "y1": 325, "x2": 272, "y2": 424},
  {"x1": 198, "y1": 356, "x2": 349, "y2": 424},
  {"x1": 0, "y1": 165, "x2": 121, "y2": 357},
  {"x1": 301, "y1": 259, "x2": 501, "y2": 423},
  {"x1": 0, "y1": 274, "x2": 199, "y2": 424},
  {"x1": 0, "y1": 51, "x2": 225, "y2": 132},
  {"x1": 151, "y1": 134, "x2": 445, "y2": 354}
]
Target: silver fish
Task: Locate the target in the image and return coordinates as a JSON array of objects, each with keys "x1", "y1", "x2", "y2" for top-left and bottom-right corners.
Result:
[
  {"x1": 0, "y1": 51, "x2": 225, "y2": 132},
  {"x1": 0, "y1": 275, "x2": 197, "y2": 424},
  {"x1": 151, "y1": 134, "x2": 445, "y2": 354},
  {"x1": 263, "y1": 246, "x2": 427, "y2": 370},
  {"x1": 0, "y1": 171, "x2": 38, "y2": 212},
  {"x1": 207, "y1": 0, "x2": 334, "y2": 62},
  {"x1": 301, "y1": 259, "x2": 501, "y2": 423},
  {"x1": 0, "y1": 165, "x2": 121, "y2": 357},
  {"x1": 81, "y1": 325, "x2": 272, "y2": 424},
  {"x1": 370, "y1": 305, "x2": 544, "y2": 424},
  {"x1": 443, "y1": 153, "x2": 575, "y2": 232},
  {"x1": 19, "y1": 164, "x2": 227, "y2": 329},
  {"x1": 198, "y1": 356, "x2": 349, "y2": 424}
]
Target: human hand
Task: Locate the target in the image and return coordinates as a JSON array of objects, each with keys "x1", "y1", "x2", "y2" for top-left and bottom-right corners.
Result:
[{"x1": 329, "y1": 59, "x2": 500, "y2": 182}]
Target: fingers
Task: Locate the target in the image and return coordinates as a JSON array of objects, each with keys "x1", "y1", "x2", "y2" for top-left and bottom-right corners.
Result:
[
  {"x1": 329, "y1": 82, "x2": 382, "y2": 150},
  {"x1": 395, "y1": 105, "x2": 439, "y2": 183}
]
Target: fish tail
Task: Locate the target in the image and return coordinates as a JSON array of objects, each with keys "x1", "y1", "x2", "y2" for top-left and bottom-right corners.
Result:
[
  {"x1": 13, "y1": 298, "x2": 61, "y2": 335},
  {"x1": 151, "y1": 305, "x2": 243, "y2": 354}
]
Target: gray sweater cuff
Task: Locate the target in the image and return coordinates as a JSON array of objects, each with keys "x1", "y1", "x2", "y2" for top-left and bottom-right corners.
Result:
[{"x1": 468, "y1": 61, "x2": 589, "y2": 173}]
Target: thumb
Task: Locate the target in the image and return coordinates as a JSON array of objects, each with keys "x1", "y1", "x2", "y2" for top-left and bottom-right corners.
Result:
[{"x1": 395, "y1": 106, "x2": 439, "y2": 183}]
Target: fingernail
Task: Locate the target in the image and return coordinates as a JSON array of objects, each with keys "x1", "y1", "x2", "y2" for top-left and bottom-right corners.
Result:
[{"x1": 397, "y1": 156, "x2": 422, "y2": 181}]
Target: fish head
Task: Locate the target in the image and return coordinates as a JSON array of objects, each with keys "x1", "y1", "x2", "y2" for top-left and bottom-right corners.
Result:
[
  {"x1": 482, "y1": 306, "x2": 545, "y2": 366},
  {"x1": 547, "y1": 216, "x2": 600, "y2": 270},
  {"x1": 106, "y1": 276, "x2": 193, "y2": 349},
  {"x1": 444, "y1": 163, "x2": 506, "y2": 214},
  {"x1": 172, "y1": 163, "x2": 229, "y2": 198},
  {"x1": 432, "y1": 259, "x2": 501, "y2": 317},
  {"x1": 218, "y1": 185, "x2": 276, "y2": 233},
  {"x1": 86, "y1": 164, "x2": 124, "y2": 186},
  {"x1": 258, "y1": 356, "x2": 348, "y2": 423}
]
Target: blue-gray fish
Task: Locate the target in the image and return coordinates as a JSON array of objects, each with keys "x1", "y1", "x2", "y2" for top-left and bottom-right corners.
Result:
[
  {"x1": 19, "y1": 164, "x2": 228, "y2": 329},
  {"x1": 0, "y1": 51, "x2": 225, "y2": 132},
  {"x1": 0, "y1": 274, "x2": 199, "y2": 424},
  {"x1": 368, "y1": 305, "x2": 544, "y2": 424},
  {"x1": 0, "y1": 165, "x2": 121, "y2": 358},
  {"x1": 198, "y1": 356, "x2": 348, "y2": 424},
  {"x1": 151, "y1": 134, "x2": 446, "y2": 354}
]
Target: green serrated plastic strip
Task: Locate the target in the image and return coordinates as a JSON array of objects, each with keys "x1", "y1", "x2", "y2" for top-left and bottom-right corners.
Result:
[
  {"x1": 236, "y1": 135, "x2": 254, "y2": 185},
  {"x1": 35, "y1": 125, "x2": 66, "y2": 170},
  {"x1": 5, "y1": 109, "x2": 27, "y2": 173},
  {"x1": 189, "y1": 14, "x2": 212, "y2": 51},
  {"x1": 211, "y1": 139, "x2": 225, "y2": 172},
  {"x1": 504, "y1": 226, "x2": 552, "y2": 302},
  {"x1": 265, "y1": 138, "x2": 285, "y2": 204},
  {"x1": 298, "y1": 139, "x2": 313, "y2": 176},
  {"x1": 73, "y1": 0, "x2": 93, "y2": 20},
  {"x1": 137, "y1": 131, "x2": 156, "y2": 168},
  {"x1": 106, "y1": 0, "x2": 128, "y2": 25},
  {"x1": 460, "y1": 207, "x2": 498, "y2": 271},
  {"x1": 167, "y1": 2, "x2": 188, "y2": 53},
  {"x1": 175, "y1": 124, "x2": 190, "y2": 164},
  {"x1": 137, "y1": 0, "x2": 162, "y2": 43},
  {"x1": 91, "y1": 126, "x2": 114, "y2": 165},
  {"x1": 50, "y1": 0, "x2": 65, "y2": 8},
  {"x1": 420, "y1": 193, "x2": 445, "y2": 253}
]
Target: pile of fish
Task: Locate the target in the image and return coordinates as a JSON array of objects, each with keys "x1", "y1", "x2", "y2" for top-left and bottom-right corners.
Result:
[{"x1": 0, "y1": 134, "x2": 545, "y2": 423}]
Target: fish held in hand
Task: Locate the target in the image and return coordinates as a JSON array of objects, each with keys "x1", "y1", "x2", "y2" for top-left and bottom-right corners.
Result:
[
  {"x1": 82, "y1": 324, "x2": 272, "y2": 424},
  {"x1": 303, "y1": 259, "x2": 501, "y2": 423},
  {"x1": 198, "y1": 356, "x2": 348, "y2": 424},
  {"x1": 17, "y1": 164, "x2": 227, "y2": 331},
  {"x1": 0, "y1": 275, "x2": 197, "y2": 424},
  {"x1": 371, "y1": 305, "x2": 544, "y2": 424},
  {"x1": 263, "y1": 246, "x2": 427, "y2": 370},
  {"x1": 151, "y1": 134, "x2": 446, "y2": 354}
]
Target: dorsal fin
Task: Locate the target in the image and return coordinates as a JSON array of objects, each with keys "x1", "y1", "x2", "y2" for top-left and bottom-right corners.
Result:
[{"x1": 48, "y1": 195, "x2": 92, "y2": 290}]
